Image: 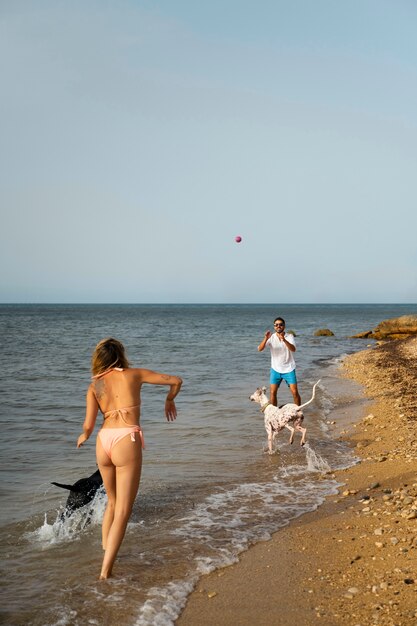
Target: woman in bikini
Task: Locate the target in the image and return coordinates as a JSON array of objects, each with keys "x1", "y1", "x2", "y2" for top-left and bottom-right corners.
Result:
[{"x1": 77, "y1": 337, "x2": 182, "y2": 579}]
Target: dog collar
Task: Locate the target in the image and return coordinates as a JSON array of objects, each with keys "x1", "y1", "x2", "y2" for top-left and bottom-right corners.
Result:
[{"x1": 260, "y1": 402, "x2": 271, "y2": 413}]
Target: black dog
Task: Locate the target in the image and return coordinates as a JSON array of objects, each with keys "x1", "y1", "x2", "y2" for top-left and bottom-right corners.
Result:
[{"x1": 52, "y1": 469, "x2": 103, "y2": 519}]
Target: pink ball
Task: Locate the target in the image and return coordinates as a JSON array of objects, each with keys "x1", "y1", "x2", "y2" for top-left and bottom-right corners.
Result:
[{"x1": 235, "y1": 235, "x2": 242, "y2": 243}]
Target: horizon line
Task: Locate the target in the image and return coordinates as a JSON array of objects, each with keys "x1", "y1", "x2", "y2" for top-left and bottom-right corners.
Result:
[{"x1": 1, "y1": 302, "x2": 416, "y2": 306}]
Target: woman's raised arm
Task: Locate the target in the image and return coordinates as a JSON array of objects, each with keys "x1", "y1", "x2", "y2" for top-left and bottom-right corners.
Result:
[{"x1": 138, "y1": 369, "x2": 182, "y2": 421}]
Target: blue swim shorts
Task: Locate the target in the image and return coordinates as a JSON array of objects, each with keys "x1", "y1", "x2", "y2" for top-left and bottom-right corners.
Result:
[{"x1": 270, "y1": 368, "x2": 298, "y2": 386}]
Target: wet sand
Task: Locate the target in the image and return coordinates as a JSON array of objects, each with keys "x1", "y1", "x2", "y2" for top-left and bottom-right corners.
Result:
[{"x1": 177, "y1": 336, "x2": 417, "y2": 626}]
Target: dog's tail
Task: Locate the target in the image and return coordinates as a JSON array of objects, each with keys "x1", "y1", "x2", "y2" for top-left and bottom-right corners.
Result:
[
  {"x1": 297, "y1": 380, "x2": 321, "y2": 411},
  {"x1": 51, "y1": 482, "x2": 75, "y2": 491}
]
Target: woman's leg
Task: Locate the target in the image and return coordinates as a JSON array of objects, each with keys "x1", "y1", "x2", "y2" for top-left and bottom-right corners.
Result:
[
  {"x1": 99, "y1": 435, "x2": 142, "y2": 579},
  {"x1": 96, "y1": 438, "x2": 116, "y2": 550}
]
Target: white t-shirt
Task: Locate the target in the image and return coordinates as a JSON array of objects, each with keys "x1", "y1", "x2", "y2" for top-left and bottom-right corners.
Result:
[{"x1": 266, "y1": 332, "x2": 296, "y2": 373}]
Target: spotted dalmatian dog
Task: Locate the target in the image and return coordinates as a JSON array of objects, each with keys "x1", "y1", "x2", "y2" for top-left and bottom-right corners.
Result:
[{"x1": 249, "y1": 380, "x2": 320, "y2": 453}]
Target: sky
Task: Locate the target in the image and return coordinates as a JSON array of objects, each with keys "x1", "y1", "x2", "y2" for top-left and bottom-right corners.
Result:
[{"x1": 1, "y1": 0, "x2": 416, "y2": 303}]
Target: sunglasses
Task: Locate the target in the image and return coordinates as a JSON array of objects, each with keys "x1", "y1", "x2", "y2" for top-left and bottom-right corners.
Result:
[{"x1": 274, "y1": 323, "x2": 284, "y2": 327}]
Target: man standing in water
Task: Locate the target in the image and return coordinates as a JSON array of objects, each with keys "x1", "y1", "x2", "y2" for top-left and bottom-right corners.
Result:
[{"x1": 258, "y1": 317, "x2": 301, "y2": 407}]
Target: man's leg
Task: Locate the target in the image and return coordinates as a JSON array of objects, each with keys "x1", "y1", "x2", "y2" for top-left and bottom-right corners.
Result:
[
  {"x1": 270, "y1": 383, "x2": 280, "y2": 406},
  {"x1": 269, "y1": 369, "x2": 282, "y2": 406},
  {"x1": 289, "y1": 383, "x2": 301, "y2": 406}
]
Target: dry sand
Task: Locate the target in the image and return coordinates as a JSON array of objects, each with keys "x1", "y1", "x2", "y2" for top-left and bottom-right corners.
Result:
[{"x1": 177, "y1": 336, "x2": 417, "y2": 626}]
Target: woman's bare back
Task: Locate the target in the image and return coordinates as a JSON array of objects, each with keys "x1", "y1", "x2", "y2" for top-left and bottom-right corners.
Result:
[{"x1": 92, "y1": 368, "x2": 144, "y2": 426}]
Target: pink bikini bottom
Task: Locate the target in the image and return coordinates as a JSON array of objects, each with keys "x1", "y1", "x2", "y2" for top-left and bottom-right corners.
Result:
[{"x1": 98, "y1": 426, "x2": 145, "y2": 460}]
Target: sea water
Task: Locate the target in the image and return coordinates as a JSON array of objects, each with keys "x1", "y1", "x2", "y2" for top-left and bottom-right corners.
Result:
[{"x1": 1, "y1": 303, "x2": 415, "y2": 626}]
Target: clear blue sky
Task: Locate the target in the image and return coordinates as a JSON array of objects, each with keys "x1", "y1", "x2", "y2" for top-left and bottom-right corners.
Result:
[{"x1": 1, "y1": 0, "x2": 416, "y2": 303}]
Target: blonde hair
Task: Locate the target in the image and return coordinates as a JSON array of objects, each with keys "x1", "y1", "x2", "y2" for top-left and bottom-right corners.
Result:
[{"x1": 91, "y1": 337, "x2": 130, "y2": 376}]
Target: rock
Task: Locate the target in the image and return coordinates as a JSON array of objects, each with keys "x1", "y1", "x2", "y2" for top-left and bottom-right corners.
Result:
[
  {"x1": 351, "y1": 314, "x2": 417, "y2": 340},
  {"x1": 348, "y1": 587, "x2": 359, "y2": 594},
  {"x1": 374, "y1": 528, "x2": 384, "y2": 535},
  {"x1": 314, "y1": 328, "x2": 335, "y2": 337},
  {"x1": 373, "y1": 315, "x2": 417, "y2": 339},
  {"x1": 406, "y1": 511, "x2": 417, "y2": 520},
  {"x1": 207, "y1": 591, "x2": 217, "y2": 598},
  {"x1": 352, "y1": 330, "x2": 373, "y2": 339}
]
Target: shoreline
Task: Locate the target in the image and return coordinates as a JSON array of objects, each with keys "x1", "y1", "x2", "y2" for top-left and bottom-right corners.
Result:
[{"x1": 177, "y1": 337, "x2": 417, "y2": 626}]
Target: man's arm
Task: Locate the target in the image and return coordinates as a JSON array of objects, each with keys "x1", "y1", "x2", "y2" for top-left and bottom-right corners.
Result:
[
  {"x1": 279, "y1": 332, "x2": 296, "y2": 352},
  {"x1": 258, "y1": 330, "x2": 271, "y2": 351}
]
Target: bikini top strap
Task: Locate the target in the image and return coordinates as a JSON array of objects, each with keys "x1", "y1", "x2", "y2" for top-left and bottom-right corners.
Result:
[
  {"x1": 92, "y1": 367, "x2": 124, "y2": 380},
  {"x1": 103, "y1": 405, "x2": 140, "y2": 424}
]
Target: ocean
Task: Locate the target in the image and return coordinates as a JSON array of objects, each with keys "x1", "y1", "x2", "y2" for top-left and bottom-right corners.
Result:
[{"x1": 1, "y1": 303, "x2": 415, "y2": 626}]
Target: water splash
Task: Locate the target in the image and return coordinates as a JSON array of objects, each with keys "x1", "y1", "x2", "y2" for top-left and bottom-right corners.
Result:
[
  {"x1": 304, "y1": 443, "x2": 331, "y2": 473},
  {"x1": 24, "y1": 489, "x2": 106, "y2": 546}
]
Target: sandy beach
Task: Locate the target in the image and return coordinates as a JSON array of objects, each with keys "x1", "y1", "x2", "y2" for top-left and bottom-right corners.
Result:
[{"x1": 177, "y1": 336, "x2": 417, "y2": 626}]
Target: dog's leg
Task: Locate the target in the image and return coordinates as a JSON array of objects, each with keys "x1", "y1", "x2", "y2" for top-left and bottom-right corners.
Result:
[
  {"x1": 284, "y1": 424, "x2": 295, "y2": 444},
  {"x1": 265, "y1": 424, "x2": 274, "y2": 454},
  {"x1": 295, "y1": 423, "x2": 307, "y2": 446}
]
